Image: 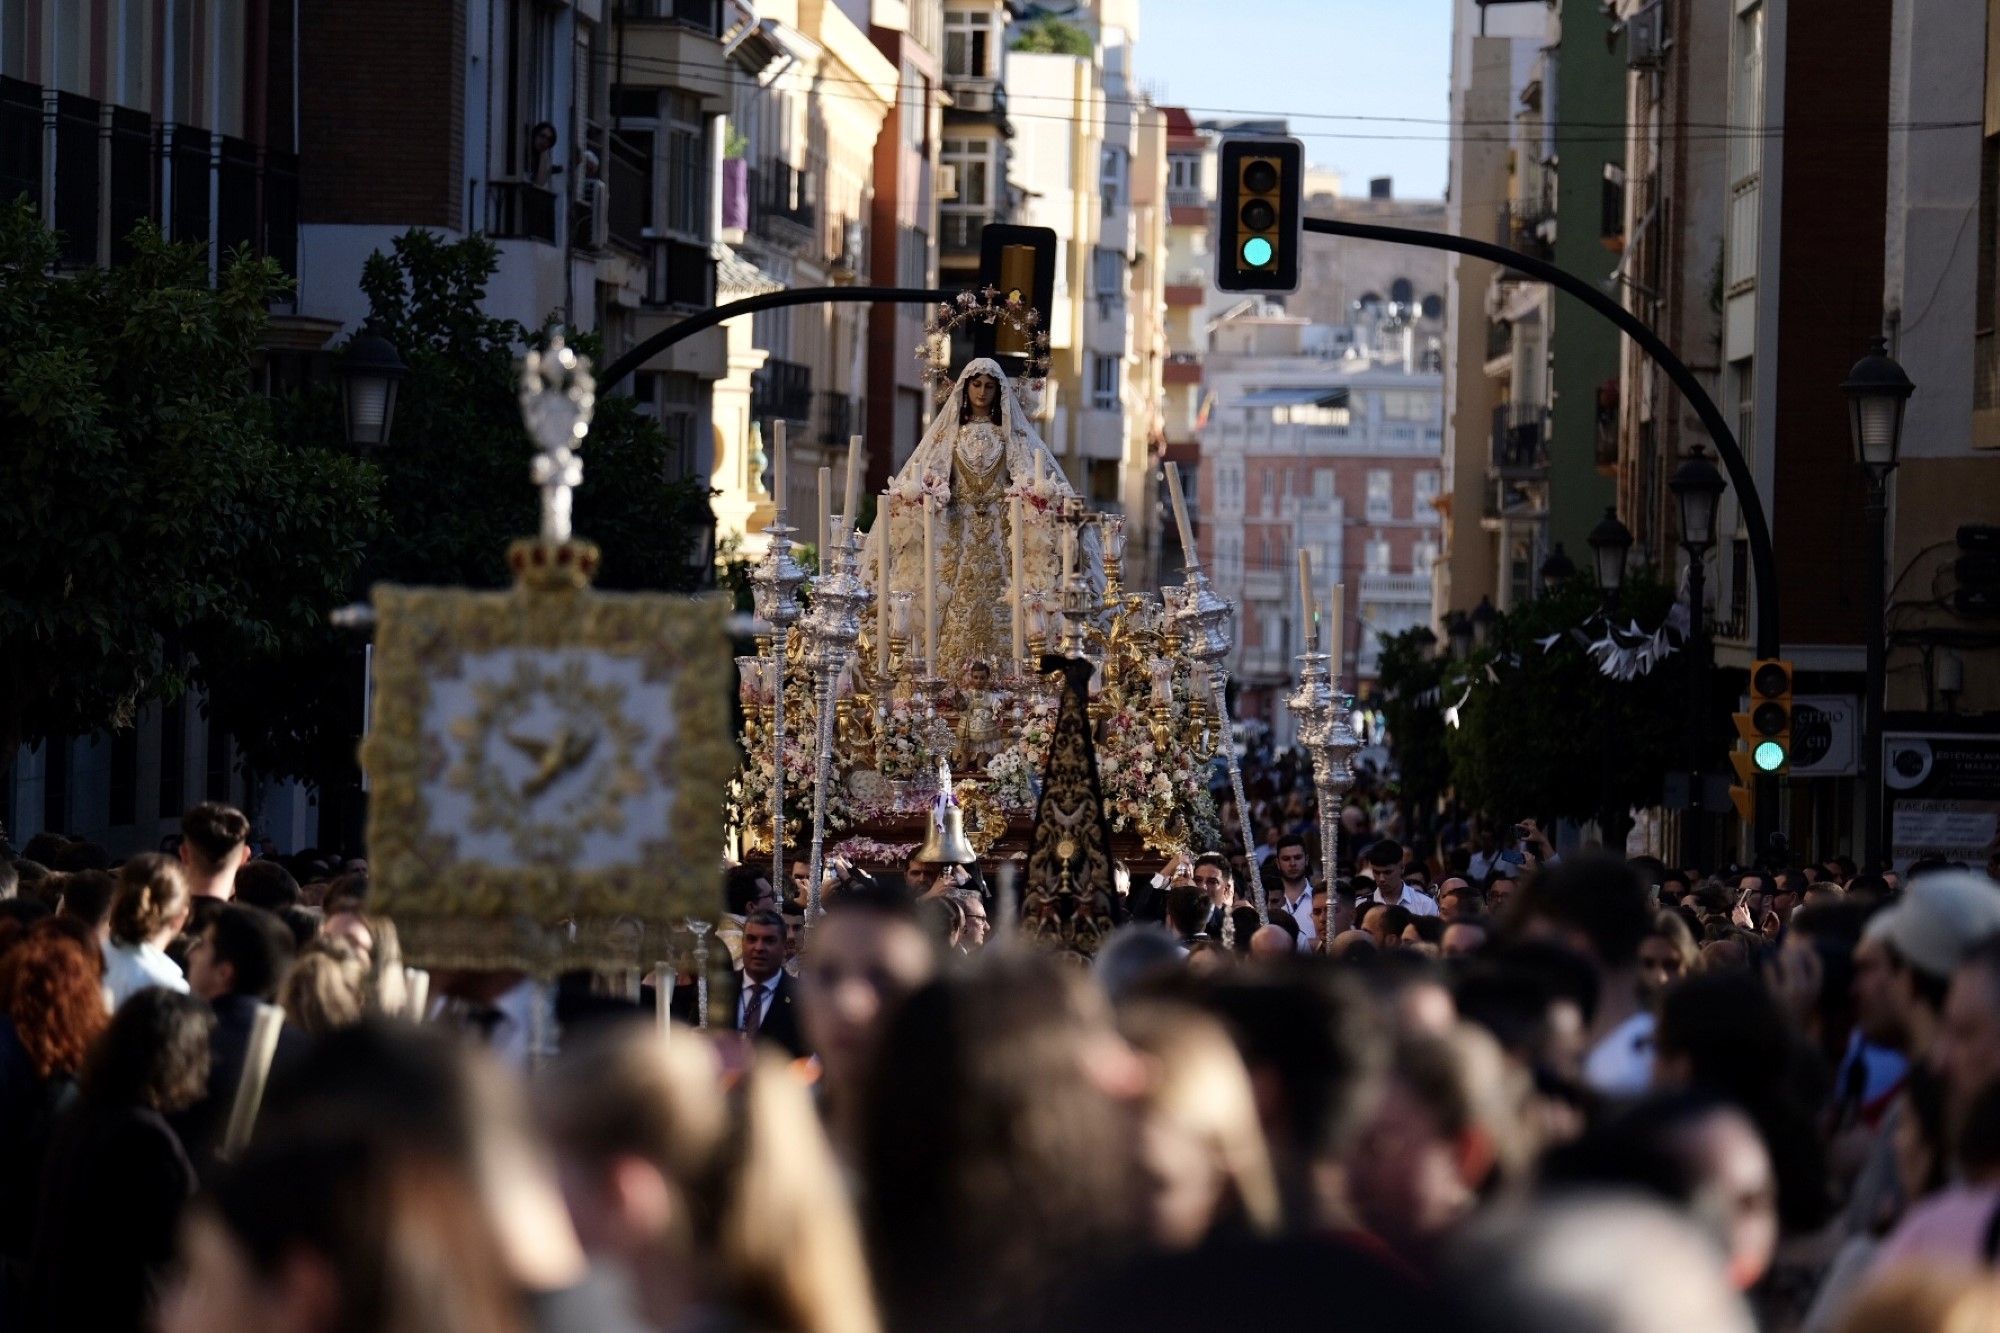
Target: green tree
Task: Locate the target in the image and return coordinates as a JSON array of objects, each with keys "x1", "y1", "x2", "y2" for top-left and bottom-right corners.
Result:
[
  {"x1": 212, "y1": 229, "x2": 715, "y2": 794},
  {"x1": 0, "y1": 202, "x2": 377, "y2": 766},
  {"x1": 1373, "y1": 626, "x2": 1449, "y2": 832},
  {"x1": 1010, "y1": 15, "x2": 1094, "y2": 56},
  {"x1": 1443, "y1": 571, "x2": 1686, "y2": 844}
]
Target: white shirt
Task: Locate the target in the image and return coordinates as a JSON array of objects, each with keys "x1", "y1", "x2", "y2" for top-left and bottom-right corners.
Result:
[
  {"x1": 101, "y1": 939, "x2": 188, "y2": 1009},
  {"x1": 1364, "y1": 884, "x2": 1441, "y2": 917},
  {"x1": 1583, "y1": 1010, "x2": 1656, "y2": 1096},
  {"x1": 1274, "y1": 882, "x2": 1317, "y2": 952}
]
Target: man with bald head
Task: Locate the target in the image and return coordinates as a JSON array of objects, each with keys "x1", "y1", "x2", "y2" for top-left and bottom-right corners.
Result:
[{"x1": 1248, "y1": 924, "x2": 1294, "y2": 960}]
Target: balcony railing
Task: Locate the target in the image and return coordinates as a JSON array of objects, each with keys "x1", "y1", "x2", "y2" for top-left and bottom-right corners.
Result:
[
  {"x1": 940, "y1": 209, "x2": 990, "y2": 253},
  {"x1": 626, "y1": 0, "x2": 722, "y2": 35},
  {"x1": 1491, "y1": 402, "x2": 1548, "y2": 475},
  {"x1": 1, "y1": 80, "x2": 297, "y2": 283},
  {"x1": 1494, "y1": 200, "x2": 1554, "y2": 264},
  {"x1": 752, "y1": 358, "x2": 813, "y2": 424},
  {"x1": 645, "y1": 236, "x2": 715, "y2": 310},
  {"x1": 1167, "y1": 187, "x2": 1206, "y2": 210},
  {"x1": 814, "y1": 390, "x2": 860, "y2": 446},
  {"x1": 486, "y1": 180, "x2": 559, "y2": 244},
  {"x1": 1485, "y1": 319, "x2": 1512, "y2": 363},
  {"x1": 749, "y1": 160, "x2": 815, "y2": 248},
  {"x1": 1360, "y1": 571, "x2": 1432, "y2": 602}
]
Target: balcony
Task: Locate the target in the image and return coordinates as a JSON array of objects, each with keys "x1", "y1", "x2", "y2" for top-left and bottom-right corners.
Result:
[
  {"x1": 751, "y1": 358, "x2": 812, "y2": 424},
  {"x1": 941, "y1": 209, "x2": 990, "y2": 254},
  {"x1": 1164, "y1": 352, "x2": 1202, "y2": 385},
  {"x1": 645, "y1": 237, "x2": 716, "y2": 310},
  {"x1": 626, "y1": 0, "x2": 722, "y2": 34},
  {"x1": 1361, "y1": 571, "x2": 1432, "y2": 602},
  {"x1": 1491, "y1": 402, "x2": 1548, "y2": 477},
  {"x1": 748, "y1": 161, "x2": 815, "y2": 251},
  {"x1": 814, "y1": 389, "x2": 860, "y2": 446},
  {"x1": 943, "y1": 77, "x2": 1006, "y2": 121},
  {"x1": 1494, "y1": 199, "x2": 1554, "y2": 265},
  {"x1": 1, "y1": 80, "x2": 298, "y2": 283},
  {"x1": 1485, "y1": 319, "x2": 1512, "y2": 365},
  {"x1": 1167, "y1": 187, "x2": 1206, "y2": 210},
  {"x1": 486, "y1": 180, "x2": 559, "y2": 244}
]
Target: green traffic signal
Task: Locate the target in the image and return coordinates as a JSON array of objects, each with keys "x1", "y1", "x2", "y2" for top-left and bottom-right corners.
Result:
[
  {"x1": 1242, "y1": 236, "x2": 1274, "y2": 266},
  {"x1": 1753, "y1": 740, "x2": 1787, "y2": 772}
]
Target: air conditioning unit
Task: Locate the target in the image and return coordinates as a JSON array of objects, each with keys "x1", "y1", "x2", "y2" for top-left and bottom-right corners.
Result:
[
  {"x1": 1626, "y1": 0, "x2": 1668, "y2": 68},
  {"x1": 583, "y1": 178, "x2": 610, "y2": 249},
  {"x1": 937, "y1": 163, "x2": 958, "y2": 201}
]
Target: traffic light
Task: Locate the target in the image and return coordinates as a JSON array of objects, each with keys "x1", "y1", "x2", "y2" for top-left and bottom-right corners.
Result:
[
  {"x1": 1748, "y1": 658, "x2": 1794, "y2": 773},
  {"x1": 1217, "y1": 137, "x2": 1303, "y2": 294},
  {"x1": 976, "y1": 224, "x2": 1058, "y2": 378}
]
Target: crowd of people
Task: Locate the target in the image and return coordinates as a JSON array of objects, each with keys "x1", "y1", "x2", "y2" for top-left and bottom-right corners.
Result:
[{"x1": 4, "y1": 782, "x2": 2000, "y2": 1332}]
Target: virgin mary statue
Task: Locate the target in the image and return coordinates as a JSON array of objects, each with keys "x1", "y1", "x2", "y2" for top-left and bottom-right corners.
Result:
[{"x1": 865, "y1": 358, "x2": 1098, "y2": 680}]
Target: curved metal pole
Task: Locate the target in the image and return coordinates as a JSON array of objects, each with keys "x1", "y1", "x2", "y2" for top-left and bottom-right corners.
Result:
[
  {"x1": 1301, "y1": 217, "x2": 1779, "y2": 663},
  {"x1": 599, "y1": 285, "x2": 957, "y2": 393}
]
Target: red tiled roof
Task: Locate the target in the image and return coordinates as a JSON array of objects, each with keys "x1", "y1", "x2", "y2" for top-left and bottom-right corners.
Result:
[{"x1": 1162, "y1": 105, "x2": 1200, "y2": 139}]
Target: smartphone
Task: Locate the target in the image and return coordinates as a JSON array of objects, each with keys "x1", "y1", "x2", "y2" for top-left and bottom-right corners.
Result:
[{"x1": 1512, "y1": 824, "x2": 1531, "y2": 841}]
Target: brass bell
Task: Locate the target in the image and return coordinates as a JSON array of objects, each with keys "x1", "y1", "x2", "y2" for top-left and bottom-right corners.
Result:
[{"x1": 917, "y1": 804, "x2": 978, "y2": 866}]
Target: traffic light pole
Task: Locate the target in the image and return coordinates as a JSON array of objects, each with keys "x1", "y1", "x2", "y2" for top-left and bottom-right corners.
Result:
[
  {"x1": 1301, "y1": 216, "x2": 1783, "y2": 853},
  {"x1": 596, "y1": 285, "x2": 957, "y2": 393}
]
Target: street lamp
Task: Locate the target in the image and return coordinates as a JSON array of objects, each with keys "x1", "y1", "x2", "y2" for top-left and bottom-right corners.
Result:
[
  {"x1": 1669, "y1": 447, "x2": 1727, "y2": 870},
  {"x1": 1586, "y1": 506, "x2": 1633, "y2": 847},
  {"x1": 1469, "y1": 595, "x2": 1498, "y2": 648},
  {"x1": 1444, "y1": 610, "x2": 1474, "y2": 660},
  {"x1": 1844, "y1": 337, "x2": 1914, "y2": 872},
  {"x1": 1587, "y1": 507, "x2": 1633, "y2": 604},
  {"x1": 339, "y1": 327, "x2": 406, "y2": 450},
  {"x1": 1539, "y1": 541, "x2": 1575, "y2": 594}
]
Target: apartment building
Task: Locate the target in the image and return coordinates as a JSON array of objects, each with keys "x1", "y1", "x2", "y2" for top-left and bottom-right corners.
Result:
[{"x1": 1200, "y1": 309, "x2": 1445, "y2": 738}]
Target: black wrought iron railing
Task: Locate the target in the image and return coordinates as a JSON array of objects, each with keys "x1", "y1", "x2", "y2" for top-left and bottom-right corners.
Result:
[
  {"x1": 1491, "y1": 401, "x2": 1548, "y2": 474},
  {"x1": 486, "y1": 180, "x2": 560, "y2": 244},
  {"x1": 645, "y1": 236, "x2": 715, "y2": 310},
  {"x1": 752, "y1": 358, "x2": 813, "y2": 423}
]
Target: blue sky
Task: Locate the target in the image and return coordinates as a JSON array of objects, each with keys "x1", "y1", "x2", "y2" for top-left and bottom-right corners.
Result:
[{"x1": 1140, "y1": 0, "x2": 1453, "y2": 199}]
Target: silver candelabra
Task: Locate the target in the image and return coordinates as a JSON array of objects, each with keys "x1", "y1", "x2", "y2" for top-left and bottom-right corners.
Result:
[
  {"x1": 750, "y1": 519, "x2": 808, "y2": 893},
  {"x1": 801, "y1": 520, "x2": 873, "y2": 928},
  {"x1": 1175, "y1": 563, "x2": 1263, "y2": 925}
]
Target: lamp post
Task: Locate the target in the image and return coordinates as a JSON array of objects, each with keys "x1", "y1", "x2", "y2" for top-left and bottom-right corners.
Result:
[
  {"x1": 1843, "y1": 337, "x2": 1914, "y2": 872},
  {"x1": 1444, "y1": 609, "x2": 1474, "y2": 661},
  {"x1": 1669, "y1": 447, "x2": 1727, "y2": 870},
  {"x1": 1469, "y1": 595, "x2": 1498, "y2": 648},
  {"x1": 339, "y1": 327, "x2": 406, "y2": 450},
  {"x1": 1539, "y1": 542, "x2": 1575, "y2": 595},
  {"x1": 1588, "y1": 507, "x2": 1633, "y2": 847}
]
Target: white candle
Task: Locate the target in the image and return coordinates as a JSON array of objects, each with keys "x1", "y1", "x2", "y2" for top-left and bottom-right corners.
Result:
[
  {"x1": 878, "y1": 497, "x2": 891, "y2": 673},
  {"x1": 923, "y1": 495, "x2": 938, "y2": 669},
  {"x1": 818, "y1": 467, "x2": 832, "y2": 555},
  {"x1": 772, "y1": 419, "x2": 787, "y2": 516},
  {"x1": 1164, "y1": 462, "x2": 1196, "y2": 564},
  {"x1": 1330, "y1": 581, "x2": 1345, "y2": 682},
  {"x1": 844, "y1": 434, "x2": 863, "y2": 528},
  {"x1": 1296, "y1": 548, "x2": 1314, "y2": 644},
  {"x1": 1010, "y1": 494, "x2": 1026, "y2": 666}
]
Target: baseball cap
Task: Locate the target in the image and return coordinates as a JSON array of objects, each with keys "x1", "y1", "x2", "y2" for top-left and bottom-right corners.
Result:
[{"x1": 1863, "y1": 870, "x2": 2000, "y2": 979}]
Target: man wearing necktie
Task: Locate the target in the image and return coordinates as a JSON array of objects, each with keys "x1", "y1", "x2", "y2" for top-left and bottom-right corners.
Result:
[{"x1": 735, "y1": 910, "x2": 808, "y2": 1058}]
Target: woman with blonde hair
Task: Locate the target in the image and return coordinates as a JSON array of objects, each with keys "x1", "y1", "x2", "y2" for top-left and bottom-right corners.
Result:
[
  {"x1": 1118, "y1": 999, "x2": 1281, "y2": 1249},
  {"x1": 540, "y1": 1022, "x2": 878, "y2": 1333},
  {"x1": 102, "y1": 853, "x2": 192, "y2": 1008},
  {"x1": 278, "y1": 937, "x2": 370, "y2": 1036},
  {"x1": 1639, "y1": 909, "x2": 1701, "y2": 1003}
]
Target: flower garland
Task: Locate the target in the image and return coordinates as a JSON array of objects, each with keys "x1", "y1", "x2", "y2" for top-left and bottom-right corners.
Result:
[{"x1": 888, "y1": 469, "x2": 951, "y2": 511}]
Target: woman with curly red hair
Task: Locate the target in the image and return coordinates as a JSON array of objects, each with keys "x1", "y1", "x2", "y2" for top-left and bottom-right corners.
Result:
[{"x1": 0, "y1": 926, "x2": 111, "y2": 1282}]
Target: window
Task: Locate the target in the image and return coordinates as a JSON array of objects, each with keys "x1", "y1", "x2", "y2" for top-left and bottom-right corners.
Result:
[
  {"x1": 1365, "y1": 538, "x2": 1391, "y2": 576},
  {"x1": 944, "y1": 8, "x2": 996, "y2": 78},
  {"x1": 1100, "y1": 145, "x2": 1126, "y2": 217},
  {"x1": 1413, "y1": 470, "x2": 1440, "y2": 516},
  {"x1": 1412, "y1": 539, "x2": 1438, "y2": 574},
  {"x1": 1091, "y1": 354, "x2": 1121, "y2": 411},
  {"x1": 159, "y1": 697, "x2": 185, "y2": 820},
  {"x1": 1092, "y1": 246, "x2": 1124, "y2": 299},
  {"x1": 661, "y1": 91, "x2": 708, "y2": 239},
  {"x1": 1366, "y1": 470, "x2": 1392, "y2": 521},
  {"x1": 1312, "y1": 469, "x2": 1334, "y2": 501},
  {"x1": 941, "y1": 137, "x2": 995, "y2": 208},
  {"x1": 1380, "y1": 391, "x2": 1428, "y2": 421},
  {"x1": 1725, "y1": 0, "x2": 1764, "y2": 293},
  {"x1": 1168, "y1": 153, "x2": 1201, "y2": 195},
  {"x1": 901, "y1": 66, "x2": 927, "y2": 151}
]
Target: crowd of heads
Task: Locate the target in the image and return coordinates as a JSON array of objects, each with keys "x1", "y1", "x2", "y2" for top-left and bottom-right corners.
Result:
[{"x1": 7, "y1": 778, "x2": 2000, "y2": 1333}]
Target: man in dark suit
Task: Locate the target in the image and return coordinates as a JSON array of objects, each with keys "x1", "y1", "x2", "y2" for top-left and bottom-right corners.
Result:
[
  {"x1": 178, "y1": 903, "x2": 308, "y2": 1165},
  {"x1": 733, "y1": 909, "x2": 807, "y2": 1058}
]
